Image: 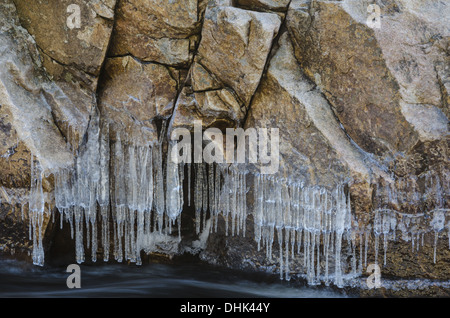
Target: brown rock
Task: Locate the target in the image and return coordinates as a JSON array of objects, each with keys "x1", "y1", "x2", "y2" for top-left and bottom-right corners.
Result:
[
  {"x1": 236, "y1": 0, "x2": 290, "y2": 12},
  {"x1": 11, "y1": 0, "x2": 115, "y2": 153},
  {"x1": 197, "y1": 5, "x2": 281, "y2": 109},
  {"x1": 370, "y1": 0, "x2": 449, "y2": 142},
  {"x1": 170, "y1": 4, "x2": 282, "y2": 131},
  {"x1": 245, "y1": 32, "x2": 349, "y2": 184},
  {"x1": 245, "y1": 31, "x2": 393, "y2": 185},
  {"x1": 109, "y1": 0, "x2": 205, "y2": 66},
  {"x1": 287, "y1": 0, "x2": 420, "y2": 156},
  {"x1": 171, "y1": 87, "x2": 241, "y2": 131},
  {"x1": 191, "y1": 62, "x2": 222, "y2": 92},
  {"x1": 98, "y1": 56, "x2": 179, "y2": 143},
  {"x1": 0, "y1": 1, "x2": 73, "y2": 172},
  {"x1": 13, "y1": 0, "x2": 116, "y2": 78}
]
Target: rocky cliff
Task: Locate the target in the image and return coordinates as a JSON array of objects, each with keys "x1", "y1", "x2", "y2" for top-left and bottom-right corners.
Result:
[{"x1": 0, "y1": 0, "x2": 449, "y2": 296}]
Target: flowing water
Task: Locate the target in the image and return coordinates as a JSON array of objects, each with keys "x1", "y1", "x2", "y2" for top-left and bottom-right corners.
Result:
[{"x1": 0, "y1": 257, "x2": 347, "y2": 298}]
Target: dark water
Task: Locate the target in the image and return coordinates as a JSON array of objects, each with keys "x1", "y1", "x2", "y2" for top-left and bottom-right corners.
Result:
[{"x1": 0, "y1": 257, "x2": 346, "y2": 298}]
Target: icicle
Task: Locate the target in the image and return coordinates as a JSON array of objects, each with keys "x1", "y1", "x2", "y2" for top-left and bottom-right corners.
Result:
[
  {"x1": 285, "y1": 228, "x2": 290, "y2": 281},
  {"x1": 128, "y1": 208, "x2": 136, "y2": 263},
  {"x1": 29, "y1": 154, "x2": 45, "y2": 266},
  {"x1": 316, "y1": 230, "x2": 320, "y2": 280},
  {"x1": 202, "y1": 163, "x2": 208, "y2": 232},
  {"x1": 303, "y1": 230, "x2": 309, "y2": 279},
  {"x1": 431, "y1": 209, "x2": 445, "y2": 264},
  {"x1": 374, "y1": 234, "x2": 379, "y2": 267},
  {"x1": 358, "y1": 233, "x2": 363, "y2": 273},
  {"x1": 127, "y1": 145, "x2": 138, "y2": 210},
  {"x1": 324, "y1": 226, "x2": 330, "y2": 285},
  {"x1": 291, "y1": 228, "x2": 295, "y2": 260},
  {"x1": 254, "y1": 174, "x2": 262, "y2": 251},
  {"x1": 229, "y1": 168, "x2": 238, "y2": 236},
  {"x1": 112, "y1": 207, "x2": 118, "y2": 260},
  {"x1": 416, "y1": 233, "x2": 420, "y2": 252},
  {"x1": 351, "y1": 235, "x2": 357, "y2": 275},
  {"x1": 166, "y1": 142, "x2": 183, "y2": 222},
  {"x1": 241, "y1": 172, "x2": 247, "y2": 237},
  {"x1": 114, "y1": 135, "x2": 125, "y2": 206},
  {"x1": 222, "y1": 165, "x2": 230, "y2": 236},
  {"x1": 135, "y1": 209, "x2": 145, "y2": 265},
  {"x1": 187, "y1": 163, "x2": 191, "y2": 207},
  {"x1": 297, "y1": 230, "x2": 302, "y2": 255},
  {"x1": 334, "y1": 184, "x2": 346, "y2": 287},
  {"x1": 236, "y1": 171, "x2": 242, "y2": 237},
  {"x1": 100, "y1": 205, "x2": 110, "y2": 261},
  {"x1": 364, "y1": 230, "x2": 369, "y2": 268},
  {"x1": 85, "y1": 209, "x2": 91, "y2": 251},
  {"x1": 90, "y1": 202, "x2": 97, "y2": 263},
  {"x1": 133, "y1": 145, "x2": 149, "y2": 264},
  {"x1": 334, "y1": 231, "x2": 343, "y2": 287},
  {"x1": 154, "y1": 142, "x2": 165, "y2": 230},
  {"x1": 177, "y1": 214, "x2": 182, "y2": 243},
  {"x1": 309, "y1": 231, "x2": 316, "y2": 285},
  {"x1": 208, "y1": 164, "x2": 214, "y2": 224},
  {"x1": 194, "y1": 163, "x2": 203, "y2": 234},
  {"x1": 115, "y1": 205, "x2": 125, "y2": 262},
  {"x1": 213, "y1": 163, "x2": 220, "y2": 233},
  {"x1": 97, "y1": 122, "x2": 110, "y2": 206},
  {"x1": 277, "y1": 227, "x2": 283, "y2": 280},
  {"x1": 67, "y1": 208, "x2": 74, "y2": 240},
  {"x1": 268, "y1": 227, "x2": 274, "y2": 262},
  {"x1": 146, "y1": 146, "x2": 154, "y2": 212},
  {"x1": 60, "y1": 208, "x2": 64, "y2": 229},
  {"x1": 382, "y1": 211, "x2": 390, "y2": 266},
  {"x1": 74, "y1": 206, "x2": 84, "y2": 264}
]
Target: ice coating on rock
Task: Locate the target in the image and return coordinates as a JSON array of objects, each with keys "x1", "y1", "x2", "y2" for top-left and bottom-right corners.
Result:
[{"x1": 26, "y1": 111, "x2": 449, "y2": 288}]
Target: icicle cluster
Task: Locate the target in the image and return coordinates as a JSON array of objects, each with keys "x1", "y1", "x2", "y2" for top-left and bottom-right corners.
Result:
[
  {"x1": 373, "y1": 172, "x2": 448, "y2": 210},
  {"x1": 191, "y1": 163, "x2": 248, "y2": 237},
  {"x1": 25, "y1": 115, "x2": 449, "y2": 287},
  {"x1": 371, "y1": 208, "x2": 450, "y2": 265},
  {"x1": 253, "y1": 175, "x2": 352, "y2": 286},
  {"x1": 370, "y1": 170, "x2": 450, "y2": 265},
  {"x1": 53, "y1": 120, "x2": 184, "y2": 265}
]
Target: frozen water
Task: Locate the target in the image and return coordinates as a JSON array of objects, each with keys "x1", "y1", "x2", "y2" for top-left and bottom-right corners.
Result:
[{"x1": 25, "y1": 113, "x2": 449, "y2": 288}]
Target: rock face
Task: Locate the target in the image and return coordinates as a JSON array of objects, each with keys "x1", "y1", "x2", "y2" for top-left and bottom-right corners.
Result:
[
  {"x1": 0, "y1": 0, "x2": 449, "y2": 296},
  {"x1": 286, "y1": 0, "x2": 449, "y2": 155},
  {"x1": 109, "y1": 0, "x2": 205, "y2": 67},
  {"x1": 236, "y1": 0, "x2": 290, "y2": 12},
  {"x1": 12, "y1": 0, "x2": 117, "y2": 151},
  {"x1": 0, "y1": 0, "x2": 75, "y2": 260},
  {"x1": 171, "y1": 3, "x2": 281, "y2": 130},
  {"x1": 98, "y1": 56, "x2": 179, "y2": 143},
  {"x1": 13, "y1": 0, "x2": 115, "y2": 78}
]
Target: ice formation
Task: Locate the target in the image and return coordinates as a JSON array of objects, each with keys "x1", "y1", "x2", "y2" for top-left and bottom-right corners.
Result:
[
  {"x1": 23, "y1": 115, "x2": 449, "y2": 288},
  {"x1": 370, "y1": 171, "x2": 450, "y2": 265},
  {"x1": 29, "y1": 154, "x2": 46, "y2": 266},
  {"x1": 253, "y1": 175, "x2": 352, "y2": 286},
  {"x1": 52, "y1": 117, "x2": 186, "y2": 265}
]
